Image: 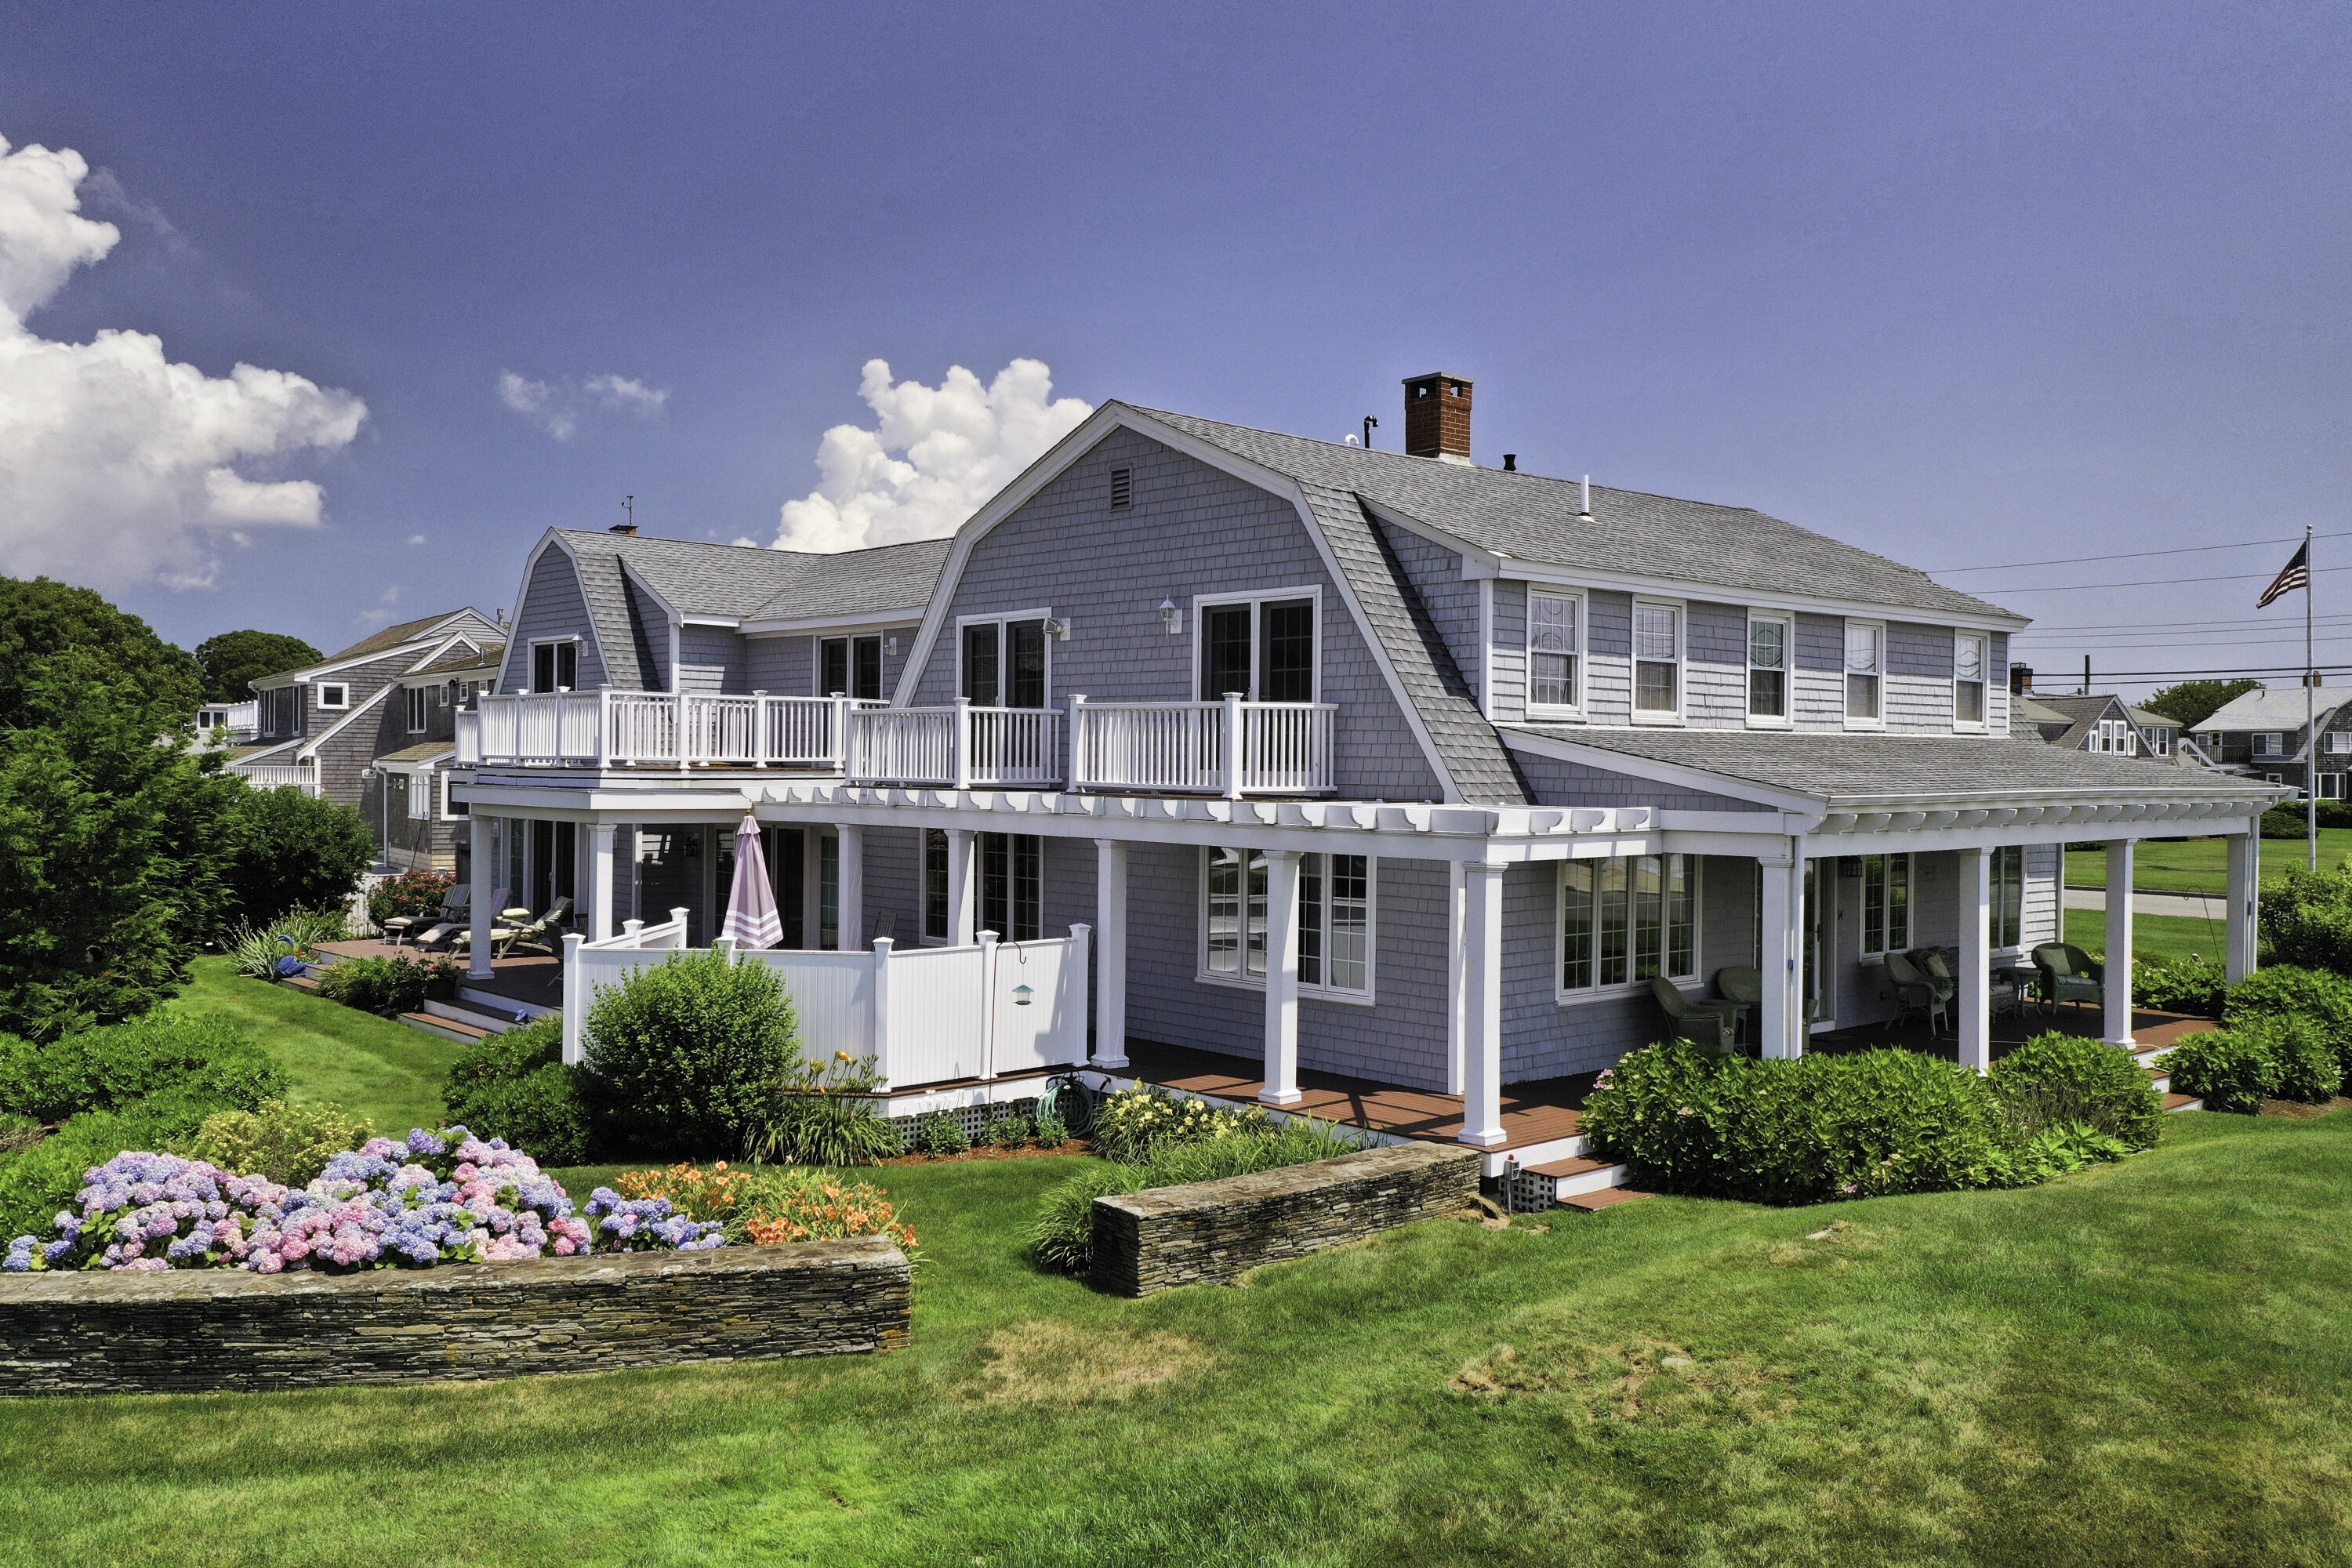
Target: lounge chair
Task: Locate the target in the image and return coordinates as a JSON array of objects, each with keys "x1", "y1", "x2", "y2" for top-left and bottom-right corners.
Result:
[
  {"x1": 1883, "y1": 951, "x2": 1952, "y2": 1036},
  {"x1": 408, "y1": 886, "x2": 479, "y2": 952},
  {"x1": 500, "y1": 895, "x2": 574, "y2": 958},
  {"x1": 1649, "y1": 975, "x2": 1738, "y2": 1054},
  {"x1": 2031, "y1": 943, "x2": 2104, "y2": 1014}
]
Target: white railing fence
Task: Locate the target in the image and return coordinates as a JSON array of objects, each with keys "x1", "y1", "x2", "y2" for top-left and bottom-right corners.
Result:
[
  {"x1": 230, "y1": 763, "x2": 321, "y2": 796},
  {"x1": 1069, "y1": 693, "x2": 1335, "y2": 796},
  {"x1": 844, "y1": 699, "x2": 1062, "y2": 789},
  {"x1": 461, "y1": 691, "x2": 864, "y2": 768},
  {"x1": 559, "y1": 916, "x2": 1090, "y2": 1088}
]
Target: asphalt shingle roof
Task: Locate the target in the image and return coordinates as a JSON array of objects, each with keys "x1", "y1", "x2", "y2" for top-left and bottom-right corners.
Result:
[
  {"x1": 1131, "y1": 407, "x2": 2024, "y2": 624},
  {"x1": 1501, "y1": 725, "x2": 2279, "y2": 805},
  {"x1": 550, "y1": 531, "x2": 949, "y2": 622},
  {"x1": 2198, "y1": 687, "x2": 2352, "y2": 731},
  {"x1": 411, "y1": 641, "x2": 505, "y2": 677}
]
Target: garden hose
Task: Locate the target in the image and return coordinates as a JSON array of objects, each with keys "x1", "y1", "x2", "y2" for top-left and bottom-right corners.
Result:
[{"x1": 1037, "y1": 1073, "x2": 1101, "y2": 1138}]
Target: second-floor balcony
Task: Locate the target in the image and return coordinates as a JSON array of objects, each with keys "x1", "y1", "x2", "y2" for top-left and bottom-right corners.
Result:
[{"x1": 458, "y1": 690, "x2": 1336, "y2": 796}]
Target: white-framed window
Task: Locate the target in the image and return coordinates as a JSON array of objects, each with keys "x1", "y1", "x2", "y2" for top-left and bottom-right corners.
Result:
[
  {"x1": 2255, "y1": 731, "x2": 2285, "y2": 757},
  {"x1": 1747, "y1": 613, "x2": 1791, "y2": 724},
  {"x1": 922, "y1": 829, "x2": 949, "y2": 943},
  {"x1": 958, "y1": 612, "x2": 1052, "y2": 708},
  {"x1": 1860, "y1": 852, "x2": 1911, "y2": 954},
  {"x1": 2327, "y1": 731, "x2": 2352, "y2": 755},
  {"x1": 1558, "y1": 854, "x2": 1697, "y2": 997},
  {"x1": 2324, "y1": 774, "x2": 2347, "y2": 800},
  {"x1": 405, "y1": 686, "x2": 430, "y2": 734},
  {"x1": 2149, "y1": 726, "x2": 2170, "y2": 756},
  {"x1": 1526, "y1": 590, "x2": 1582, "y2": 713},
  {"x1": 1632, "y1": 598, "x2": 1683, "y2": 721},
  {"x1": 1844, "y1": 621, "x2": 1884, "y2": 726},
  {"x1": 405, "y1": 768, "x2": 432, "y2": 821},
  {"x1": 1195, "y1": 588, "x2": 1319, "y2": 703},
  {"x1": 2201, "y1": 730, "x2": 2223, "y2": 752},
  {"x1": 819, "y1": 635, "x2": 884, "y2": 700},
  {"x1": 1989, "y1": 845, "x2": 2023, "y2": 949},
  {"x1": 1954, "y1": 634, "x2": 1988, "y2": 728},
  {"x1": 2266, "y1": 771, "x2": 2284, "y2": 785},
  {"x1": 979, "y1": 833, "x2": 1043, "y2": 942},
  {"x1": 315, "y1": 682, "x2": 349, "y2": 710},
  {"x1": 529, "y1": 640, "x2": 579, "y2": 695},
  {"x1": 437, "y1": 770, "x2": 468, "y2": 819},
  {"x1": 1199, "y1": 848, "x2": 1373, "y2": 1000}
]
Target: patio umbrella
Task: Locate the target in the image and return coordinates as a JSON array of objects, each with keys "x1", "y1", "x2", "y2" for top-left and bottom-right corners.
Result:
[{"x1": 720, "y1": 814, "x2": 783, "y2": 949}]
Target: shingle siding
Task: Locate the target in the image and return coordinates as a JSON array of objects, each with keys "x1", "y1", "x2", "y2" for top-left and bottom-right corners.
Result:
[
  {"x1": 1792, "y1": 612, "x2": 1844, "y2": 728},
  {"x1": 504, "y1": 549, "x2": 611, "y2": 693},
  {"x1": 748, "y1": 635, "x2": 809, "y2": 696},
  {"x1": 1487, "y1": 580, "x2": 1526, "y2": 720},
  {"x1": 676, "y1": 626, "x2": 746, "y2": 695}
]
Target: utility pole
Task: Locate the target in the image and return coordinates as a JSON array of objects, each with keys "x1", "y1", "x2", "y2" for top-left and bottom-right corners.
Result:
[{"x1": 2309, "y1": 523, "x2": 2319, "y2": 872}]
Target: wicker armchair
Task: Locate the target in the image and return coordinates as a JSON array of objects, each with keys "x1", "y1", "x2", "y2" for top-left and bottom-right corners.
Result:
[
  {"x1": 1650, "y1": 975, "x2": 1739, "y2": 1054},
  {"x1": 2031, "y1": 943, "x2": 2105, "y2": 1013},
  {"x1": 1883, "y1": 951, "x2": 1953, "y2": 1036}
]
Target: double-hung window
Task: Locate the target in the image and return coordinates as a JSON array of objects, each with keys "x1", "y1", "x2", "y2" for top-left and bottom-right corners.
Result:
[
  {"x1": 1200, "y1": 849, "x2": 1371, "y2": 998},
  {"x1": 1632, "y1": 600, "x2": 1682, "y2": 720},
  {"x1": 2254, "y1": 731, "x2": 2285, "y2": 758},
  {"x1": 1748, "y1": 614, "x2": 1791, "y2": 723},
  {"x1": 1559, "y1": 855, "x2": 1696, "y2": 995},
  {"x1": 2150, "y1": 727, "x2": 2170, "y2": 756},
  {"x1": 1198, "y1": 593, "x2": 1316, "y2": 702},
  {"x1": 1861, "y1": 853, "x2": 1911, "y2": 953},
  {"x1": 979, "y1": 833, "x2": 1043, "y2": 942},
  {"x1": 2324, "y1": 775, "x2": 2347, "y2": 800},
  {"x1": 529, "y1": 641, "x2": 578, "y2": 695},
  {"x1": 960, "y1": 618, "x2": 1049, "y2": 707},
  {"x1": 2328, "y1": 732, "x2": 2352, "y2": 755},
  {"x1": 1845, "y1": 622, "x2": 1884, "y2": 725},
  {"x1": 1954, "y1": 634, "x2": 1988, "y2": 727},
  {"x1": 1989, "y1": 845, "x2": 2023, "y2": 949},
  {"x1": 405, "y1": 686, "x2": 430, "y2": 734},
  {"x1": 1527, "y1": 590, "x2": 1581, "y2": 713},
  {"x1": 405, "y1": 768, "x2": 433, "y2": 821},
  {"x1": 819, "y1": 635, "x2": 884, "y2": 700}
]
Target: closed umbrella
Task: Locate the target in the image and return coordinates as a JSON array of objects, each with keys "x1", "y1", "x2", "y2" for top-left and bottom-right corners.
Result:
[{"x1": 720, "y1": 814, "x2": 782, "y2": 949}]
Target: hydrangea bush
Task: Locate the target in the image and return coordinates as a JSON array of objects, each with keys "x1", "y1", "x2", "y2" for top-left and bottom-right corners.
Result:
[{"x1": 3, "y1": 1126, "x2": 721, "y2": 1274}]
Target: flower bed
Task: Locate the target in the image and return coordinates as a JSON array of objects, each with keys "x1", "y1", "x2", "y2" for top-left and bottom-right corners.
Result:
[
  {"x1": 5, "y1": 1127, "x2": 723, "y2": 1275},
  {"x1": 615, "y1": 1162, "x2": 918, "y2": 1258}
]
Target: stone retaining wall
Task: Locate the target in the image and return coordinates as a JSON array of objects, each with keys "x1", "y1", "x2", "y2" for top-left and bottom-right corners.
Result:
[
  {"x1": 0, "y1": 1236, "x2": 909, "y2": 1396},
  {"x1": 1088, "y1": 1142, "x2": 1480, "y2": 1297}
]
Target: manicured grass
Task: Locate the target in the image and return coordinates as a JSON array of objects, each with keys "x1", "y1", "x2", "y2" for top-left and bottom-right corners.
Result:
[
  {"x1": 163, "y1": 956, "x2": 462, "y2": 1132},
  {"x1": 5, "y1": 1111, "x2": 2352, "y2": 1566},
  {"x1": 2063, "y1": 907, "x2": 2235, "y2": 967},
  {"x1": 2064, "y1": 829, "x2": 2352, "y2": 895}
]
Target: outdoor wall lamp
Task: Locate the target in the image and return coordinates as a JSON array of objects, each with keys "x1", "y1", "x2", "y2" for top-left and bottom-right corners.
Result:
[
  {"x1": 1159, "y1": 598, "x2": 1183, "y2": 634},
  {"x1": 1043, "y1": 617, "x2": 1073, "y2": 641}
]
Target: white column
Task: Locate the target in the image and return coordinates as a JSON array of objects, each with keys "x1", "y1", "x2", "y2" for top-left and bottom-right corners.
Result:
[
  {"x1": 1956, "y1": 846, "x2": 1991, "y2": 1071},
  {"x1": 2103, "y1": 837, "x2": 2136, "y2": 1045},
  {"x1": 1757, "y1": 850, "x2": 1803, "y2": 1058},
  {"x1": 468, "y1": 814, "x2": 495, "y2": 979},
  {"x1": 1445, "y1": 861, "x2": 1467, "y2": 1095},
  {"x1": 1260, "y1": 849, "x2": 1304, "y2": 1105},
  {"x1": 587, "y1": 823, "x2": 615, "y2": 942},
  {"x1": 946, "y1": 827, "x2": 976, "y2": 944},
  {"x1": 837, "y1": 824, "x2": 864, "y2": 951},
  {"x1": 1093, "y1": 837, "x2": 1129, "y2": 1068},
  {"x1": 1458, "y1": 862, "x2": 1506, "y2": 1147},
  {"x1": 2226, "y1": 829, "x2": 2259, "y2": 984}
]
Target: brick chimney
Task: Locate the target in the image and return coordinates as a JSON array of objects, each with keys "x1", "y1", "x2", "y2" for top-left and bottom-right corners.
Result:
[{"x1": 1403, "y1": 372, "x2": 1473, "y2": 464}]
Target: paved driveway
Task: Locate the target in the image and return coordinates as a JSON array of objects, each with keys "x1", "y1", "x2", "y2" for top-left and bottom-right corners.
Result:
[{"x1": 2061, "y1": 886, "x2": 2230, "y2": 920}]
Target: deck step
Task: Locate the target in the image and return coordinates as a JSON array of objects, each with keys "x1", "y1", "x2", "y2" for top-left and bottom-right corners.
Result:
[
  {"x1": 277, "y1": 973, "x2": 322, "y2": 993},
  {"x1": 397, "y1": 1011, "x2": 495, "y2": 1044},
  {"x1": 2164, "y1": 1091, "x2": 2203, "y2": 1112},
  {"x1": 1505, "y1": 1153, "x2": 1631, "y2": 1210},
  {"x1": 1557, "y1": 1187, "x2": 1655, "y2": 1212}
]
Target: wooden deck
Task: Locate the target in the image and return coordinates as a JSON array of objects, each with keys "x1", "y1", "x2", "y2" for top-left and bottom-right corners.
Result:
[
  {"x1": 1810, "y1": 1003, "x2": 2219, "y2": 1063},
  {"x1": 1120, "y1": 1039, "x2": 1595, "y2": 1152},
  {"x1": 313, "y1": 938, "x2": 564, "y2": 1012}
]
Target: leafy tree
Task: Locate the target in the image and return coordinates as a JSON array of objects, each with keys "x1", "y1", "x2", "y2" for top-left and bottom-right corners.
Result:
[
  {"x1": 194, "y1": 629, "x2": 322, "y2": 705},
  {"x1": 2141, "y1": 677, "x2": 2259, "y2": 731},
  {"x1": 0, "y1": 577, "x2": 201, "y2": 733},
  {"x1": 0, "y1": 650, "x2": 242, "y2": 1038},
  {"x1": 222, "y1": 783, "x2": 375, "y2": 924}
]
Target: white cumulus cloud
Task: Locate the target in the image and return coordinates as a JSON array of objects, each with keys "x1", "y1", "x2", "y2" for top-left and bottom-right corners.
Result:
[
  {"x1": 499, "y1": 369, "x2": 667, "y2": 440},
  {"x1": 775, "y1": 358, "x2": 1092, "y2": 553},
  {"x1": 0, "y1": 133, "x2": 365, "y2": 590}
]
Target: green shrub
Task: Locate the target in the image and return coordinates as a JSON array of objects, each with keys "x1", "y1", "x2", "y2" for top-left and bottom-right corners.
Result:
[
  {"x1": 1033, "y1": 1111, "x2": 1069, "y2": 1149},
  {"x1": 2238, "y1": 1015, "x2": 2343, "y2": 1103},
  {"x1": 222, "y1": 784, "x2": 373, "y2": 927},
  {"x1": 581, "y1": 950, "x2": 797, "y2": 1157},
  {"x1": 437, "y1": 1014, "x2": 592, "y2": 1164},
  {"x1": 0, "y1": 1012, "x2": 286, "y2": 1126},
  {"x1": 2013, "y1": 1121, "x2": 2135, "y2": 1182},
  {"x1": 2259, "y1": 865, "x2": 2352, "y2": 975},
  {"x1": 984, "y1": 1109, "x2": 1032, "y2": 1147},
  {"x1": 2161, "y1": 1029, "x2": 2277, "y2": 1114},
  {"x1": 182, "y1": 1098, "x2": 375, "y2": 1186},
  {"x1": 1987, "y1": 1033, "x2": 2164, "y2": 1152},
  {"x1": 744, "y1": 1054, "x2": 899, "y2": 1167},
  {"x1": 2227, "y1": 964, "x2": 2352, "y2": 1036},
  {"x1": 224, "y1": 908, "x2": 350, "y2": 978},
  {"x1": 916, "y1": 1110, "x2": 969, "y2": 1156},
  {"x1": 2135, "y1": 955, "x2": 2228, "y2": 1018},
  {"x1": 367, "y1": 869, "x2": 456, "y2": 931},
  {"x1": 0, "y1": 1093, "x2": 223, "y2": 1240},
  {"x1": 313, "y1": 954, "x2": 431, "y2": 1017}
]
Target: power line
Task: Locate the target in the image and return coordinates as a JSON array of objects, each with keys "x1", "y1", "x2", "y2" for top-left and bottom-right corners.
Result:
[
  {"x1": 1925, "y1": 529, "x2": 2351, "y2": 576},
  {"x1": 2024, "y1": 663, "x2": 2343, "y2": 679},
  {"x1": 2016, "y1": 612, "x2": 2352, "y2": 633},
  {"x1": 1969, "y1": 564, "x2": 2352, "y2": 594}
]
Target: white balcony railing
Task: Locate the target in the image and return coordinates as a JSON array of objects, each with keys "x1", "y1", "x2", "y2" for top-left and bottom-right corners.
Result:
[
  {"x1": 1070, "y1": 694, "x2": 1335, "y2": 797},
  {"x1": 458, "y1": 691, "x2": 869, "y2": 768},
  {"x1": 230, "y1": 762, "x2": 321, "y2": 796},
  {"x1": 844, "y1": 700, "x2": 1062, "y2": 788}
]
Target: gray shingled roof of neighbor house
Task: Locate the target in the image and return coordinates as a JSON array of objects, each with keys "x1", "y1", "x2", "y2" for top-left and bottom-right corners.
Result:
[
  {"x1": 550, "y1": 531, "x2": 949, "y2": 622},
  {"x1": 2197, "y1": 686, "x2": 2352, "y2": 732},
  {"x1": 1502, "y1": 726, "x2": 2280, "y2": 804},
  {"x1": 376, "y1": 741, "x2": 456, "y2": 764},
  {"x1": 1130, "y1": 406, "x2": 2025, "y2": 624},
  {"x1": 411, "y1": 641, "x2": 506, "y2": 677}
]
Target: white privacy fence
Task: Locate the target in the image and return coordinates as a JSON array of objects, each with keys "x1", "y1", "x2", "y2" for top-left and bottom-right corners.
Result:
[{"x1": 560, "y1": 912, "x2": 1091, "y2": 1087}]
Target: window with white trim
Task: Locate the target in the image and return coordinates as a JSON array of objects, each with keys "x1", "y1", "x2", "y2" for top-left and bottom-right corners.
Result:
[
  {"x1": 437, "y1": 770, "x2": 468, "y2": 819},
  {"x1": 1197, "y1": 593, "x2": 1317, "y2": 702},
  {"x1": 405, "y1": 769, "x2": 432, "y2": 821},
  {"x1": 979, "y1": 833, "x2": 1042, "y2": 942},
  {"x1": 405, "y1": 686, "x2": 430, "y2": 734},
  {"x1": 2149, "y1": 726, "x2": 2170, "y2": 756},
  {"x1": 819, "y1": 635, "x2": 884, "y2": 701},
  {"x1": 960, "y1": 618, "x2": 1050, "y2": 708},
  {"x1": 316, "y1": 682, "x2": 349, "y2": 710},
  {"x1": 1526, "y1": 590, "x2": 1581, "y2": 712},
  {"x1": 1632, "y1": 601, "x2": 1682, "y2": 719},
  {"x1": 2324, "y1": 774, "x2": 2347, "y2": 800},
  {"x1": 529, "y1": 641, "x2": 578, "y2": 694},
  {"x1": 1200, "y1": 849, "x2": 1371, "y2": 997},
  {"x1": 1954, "y1": 634, "x2": 1987, "y2": 727},
  {"x1": 1844, "y1": 622, "x2": 1883, "y2": 724},
  {"x1": 1747, "y1": 614, "x2": 1790, "y2": 721},
  {"x1": 2327, "y1": 731, "x2": 2352, "y2": 754},
  {"x1": 2255, "y1": 731, "x2": 2285, "y2": 757},
  {"x1": 1861, "y1": 853, "x2": 1911, "y2": 953},
  {"x1": 1989, "y1": 845, "x2": 2023, "y2": 949},
  {"x1": 1559, "y1": 855, "x2": 1696, "y2": 995}
]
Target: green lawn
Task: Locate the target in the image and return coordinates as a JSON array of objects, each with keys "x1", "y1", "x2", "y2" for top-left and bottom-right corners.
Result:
[
  {"x1": 5, "y1": 1109, "x2": 2352, "y2": 1565},
  {"x1": 2064, "y1": 830, "x2": 2352, "y2": 895},
  {"x1": 165, "y1": 955, "x2": 463, "y2": 1132},
  {"x1": 2063, "y1": 907, "x2": 2235, "y2": 967}
]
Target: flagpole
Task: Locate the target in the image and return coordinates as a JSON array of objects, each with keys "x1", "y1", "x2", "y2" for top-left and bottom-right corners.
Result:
[{"x1": 2309, "y1": 522, "x2": 2319, "y2": 873}]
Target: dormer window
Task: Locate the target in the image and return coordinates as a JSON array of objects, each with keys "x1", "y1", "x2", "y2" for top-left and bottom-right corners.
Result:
[
  {"x1": 1954, "y1": 634, "x2": 1987, "y2": 728},
  {"x1": 1527, "y1": 590, "x2": 1581, "y2": 713},
  {"x1": 316, "y1": 683, "x2": 349, "y2": 710},
  {"x1": 1632, "y1": 600, "x2": 1682, "y2": 720},
  {"x1": 1844, "y1": 622, "x2": 1884, "y2": 726},
  {"x1": 531, "y1": 640, "x2": 579, "y2": 694},
  {"x1": 1747, "y1": 614, "x2": 1791, "y2": 723}
]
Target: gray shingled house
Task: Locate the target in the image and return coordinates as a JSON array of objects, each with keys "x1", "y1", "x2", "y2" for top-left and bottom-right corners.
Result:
[
  {"x1": 454, "y1": 376, "x2": 2280, "y2": 1175},
  {"x1": 2010, "y1": 691, "x2": 2198, "y2": 768}
]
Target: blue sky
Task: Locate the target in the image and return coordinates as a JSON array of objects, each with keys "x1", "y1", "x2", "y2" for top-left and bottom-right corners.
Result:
[{"x1": 1, "y1": 1, "x2": 2346, "y2": 695}]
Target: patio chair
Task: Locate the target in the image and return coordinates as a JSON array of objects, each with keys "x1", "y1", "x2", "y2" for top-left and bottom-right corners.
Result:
[
  {"x1": 1922, "y1": 947, "x2": 2024, "y2": 1021},
  {"x1": 1649, "y1": 975, "x2": 1738, "y2": 1055},
  {"x1": 1883, "y1": 951, "x2": 1952, "y2": 1037},
  {"x1": 407, "y1": 885, "x2": 477, "y2": 952},
  {"x1": 2031, "y1": 943, "x2": 2104, "y2": 1014},
  {"x1": 1712, "y1": 966, "x2": 1762, "y2": 1045},
  {"x1": 499, "y1": 895, "x2": 574, "y2": 958}
]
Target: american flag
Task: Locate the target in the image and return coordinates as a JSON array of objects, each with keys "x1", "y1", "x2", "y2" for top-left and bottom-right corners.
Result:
[{"x1": 2259, "y1": 540, "x2": 2310, "y2": 608}]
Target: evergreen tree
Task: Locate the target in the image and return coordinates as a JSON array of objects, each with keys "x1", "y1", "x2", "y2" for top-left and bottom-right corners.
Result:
[{"x1": 194, "y1": 629, "x2": 323, "y2": 705}]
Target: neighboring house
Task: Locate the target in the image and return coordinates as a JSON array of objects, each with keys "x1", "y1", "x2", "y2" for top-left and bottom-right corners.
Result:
[
  {"x1": 2009, "y1": 691, "x2": 2197, "y2": 768},
  {"x1": 231, "y1": 610, "x2": 506, "y2": 873},
  {"x1": 2193, "y1": 685, "x2": 2352, "y2": 796},
  {"x1": 454, "y1": 375, "x2": 2279, "y2": 1164},
  {"x1": 191, "y1": 700, "x2": 260, "y2": 746}
]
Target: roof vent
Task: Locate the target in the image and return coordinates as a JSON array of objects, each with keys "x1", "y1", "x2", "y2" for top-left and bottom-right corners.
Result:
[
  {"x1": 1402, "y1": 373, "x2": 1473, "y2": 463},
  {"x1": 1502, "y1": 454, "x2": 1517, "y2": 472},
  {"x1": 1110, "y1": 466, "x2": 1132, "y2": 510}
]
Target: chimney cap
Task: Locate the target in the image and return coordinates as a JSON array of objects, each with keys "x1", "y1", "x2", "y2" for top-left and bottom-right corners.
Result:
[
  {"x1": 1401, "y1": 372, "x2": 1474, "y2": 389},
  {"x1": 608, "y1": 523, "x2": 637, "y2": 535}
]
